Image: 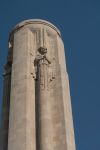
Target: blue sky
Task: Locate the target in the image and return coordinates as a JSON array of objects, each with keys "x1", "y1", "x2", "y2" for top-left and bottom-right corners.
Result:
[{"x1": 0, "y1": 0, "x2": 100, "y2": 149}]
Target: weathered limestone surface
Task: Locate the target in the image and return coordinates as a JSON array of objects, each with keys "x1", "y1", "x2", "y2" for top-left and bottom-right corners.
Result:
[
  {"x1": 0, "y1": 48, "x2": 12, "y2": 150},
  {"x1": 0, "y1": 19, "x2": 76, "y2": 150}
]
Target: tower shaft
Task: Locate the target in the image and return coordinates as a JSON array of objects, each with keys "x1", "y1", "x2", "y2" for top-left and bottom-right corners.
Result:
[{"x1": 0, "y1": 19, "x2": 76, "y2": 150}]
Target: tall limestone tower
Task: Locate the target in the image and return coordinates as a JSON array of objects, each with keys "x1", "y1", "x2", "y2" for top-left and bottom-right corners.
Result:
[{"x1": 0, "y1": 19, "x2": 76, "y2": 150}]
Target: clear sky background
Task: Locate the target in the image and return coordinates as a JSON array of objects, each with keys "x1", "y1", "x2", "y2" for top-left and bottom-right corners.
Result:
[{"x1": 0, "y1": 0, "x2": 100, "y2": 149}]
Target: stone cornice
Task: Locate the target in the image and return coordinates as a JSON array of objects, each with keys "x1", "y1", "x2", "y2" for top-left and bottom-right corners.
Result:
[{"x1": 9, "y1": 19, "x2": 62, "y2": 41}]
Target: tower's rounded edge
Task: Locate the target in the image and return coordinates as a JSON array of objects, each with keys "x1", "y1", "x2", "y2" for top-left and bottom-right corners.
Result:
[{"x1": 9, "y1": 19, "x2": 62, "y2": 41}]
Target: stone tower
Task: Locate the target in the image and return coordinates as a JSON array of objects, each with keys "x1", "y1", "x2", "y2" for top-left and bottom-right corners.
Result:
[{"x1": 0, "y1": 19, "x2": 76, "y2": 150}]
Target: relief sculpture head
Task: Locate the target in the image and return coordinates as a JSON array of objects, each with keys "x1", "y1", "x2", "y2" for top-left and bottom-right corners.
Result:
[{"x1": 38, "y1": 46, "x2": 47, "y2": 55}]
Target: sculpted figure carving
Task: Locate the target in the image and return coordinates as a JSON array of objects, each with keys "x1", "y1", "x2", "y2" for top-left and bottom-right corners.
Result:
[{"x1": 34, "y1": 47, "x2": 55, "y2": 90}]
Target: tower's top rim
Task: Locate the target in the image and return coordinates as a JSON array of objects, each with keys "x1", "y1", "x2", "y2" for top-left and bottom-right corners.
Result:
[{"x1": 9, "y1": 19, "x2": 61, "y2": 40}]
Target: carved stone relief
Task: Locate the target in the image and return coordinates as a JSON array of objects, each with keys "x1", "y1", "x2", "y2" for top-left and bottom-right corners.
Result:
[
  {"x1": 30, "y1": 28, "x2": 57, "y2": 90},
  {"x1": 29, "y1": 29, "x2": 39, "y2": 79},
  {"x1": 34, "y1": 47, "x2": 55, "y2": 90}
]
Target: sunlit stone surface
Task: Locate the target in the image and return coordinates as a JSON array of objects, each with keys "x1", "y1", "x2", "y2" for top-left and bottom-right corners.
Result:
[{"x1": 0, "y1": 19, "x2": 76, "y2": 150}]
